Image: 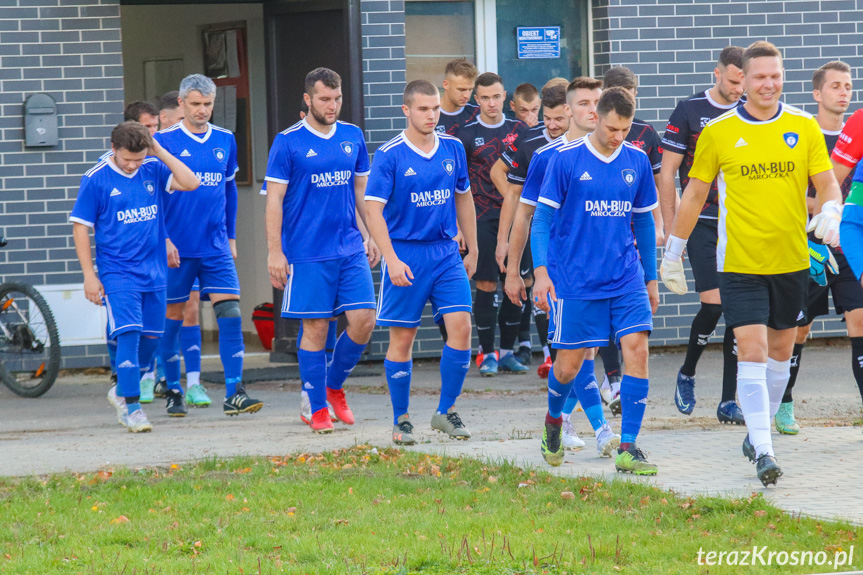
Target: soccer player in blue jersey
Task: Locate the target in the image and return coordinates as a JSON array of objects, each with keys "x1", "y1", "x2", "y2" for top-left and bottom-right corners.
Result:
[
  {"x1": 506, "y1": 77, "x2": 603, "y2": 451},
  {"x1": 532, "y1": 88, "x2": 660, "y2": 474},
  {"x1": 71, "y1": 121, "x2": 200, "y2": 432},
  {"x1": 365, "y1": 79, "x2": 479, "y2": 445},
  {"x1": 154, "y1": 74, "x2": 260, "y2": 418},
  {"x1": 265, "y1": 67, "x2": 376, "y2": 434}
]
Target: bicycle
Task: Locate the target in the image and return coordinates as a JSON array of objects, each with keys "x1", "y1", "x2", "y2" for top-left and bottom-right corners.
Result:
[{"x1": 0, "y1": 236, "x2": 62, "y2": 397}]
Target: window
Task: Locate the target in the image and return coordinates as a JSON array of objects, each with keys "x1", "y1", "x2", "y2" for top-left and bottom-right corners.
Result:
[{"x1": 405, "y1": 1, "x2": 476, "y2": 87}]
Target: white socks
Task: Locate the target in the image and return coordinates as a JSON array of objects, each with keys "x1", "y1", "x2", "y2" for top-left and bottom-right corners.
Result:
[
  {"x1": 737, "y1": 361, "x2": 772, "y2": 458},
  {"x1": 766, "y1": 358, "x2": 791, "y2": 418},
  {"x1": 186, "y1": 372, "x2": 201, "y2": 387}
]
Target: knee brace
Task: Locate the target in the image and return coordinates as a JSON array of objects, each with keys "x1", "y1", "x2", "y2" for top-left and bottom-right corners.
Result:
[{"x1": 213, "y1": 300, "x2": 241, "y2": 319}]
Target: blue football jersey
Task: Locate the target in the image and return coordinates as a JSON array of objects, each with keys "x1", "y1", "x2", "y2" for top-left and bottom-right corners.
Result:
[
  {"x1": 538, "y1": 136, "x2": 658, "y2": 299},
  {"x1": 153, "y1": 122, "x2": 239, "y2": 258},
  {"x1": 70, "y1": 157, "x2": 172, "y2": 293},
  {"x1": 265, "y1": 119, "x2": 370, "y2": 263},
  {"x1": 520, "y1": 133, "x2": 576, "y2": 206},
  {"x1": 365, "y1": 132, "x2": 470, "y2": 242}
]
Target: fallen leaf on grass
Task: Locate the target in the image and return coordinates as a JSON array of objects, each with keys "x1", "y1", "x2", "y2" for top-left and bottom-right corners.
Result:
[
  {"x1": 110, "y1": 516, "x2": 130, "y2": 524},
  {"x1": 561, "y1": 492, "x2": 575, "y2": 500},
  {"x1": 226, "y1": 494, "x2": 235, "y2": 501},
  {"x1": 754, "y1": 510, "x2": 767, "y2": 517}
]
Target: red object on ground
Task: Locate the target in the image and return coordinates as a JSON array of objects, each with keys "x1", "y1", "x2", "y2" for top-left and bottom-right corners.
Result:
[{"x1": 252, "y1": 303, "x2": 274, "y2": 351}]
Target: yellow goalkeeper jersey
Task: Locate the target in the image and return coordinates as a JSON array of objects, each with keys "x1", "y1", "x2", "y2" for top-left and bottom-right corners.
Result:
[{"x1": 689, "y1": 103, "x2": 833, "y2": 274}]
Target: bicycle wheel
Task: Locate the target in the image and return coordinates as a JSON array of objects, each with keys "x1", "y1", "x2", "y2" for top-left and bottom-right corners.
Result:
[{"x1": 0, "y1": 282, "x2": 61, "y2": 397}]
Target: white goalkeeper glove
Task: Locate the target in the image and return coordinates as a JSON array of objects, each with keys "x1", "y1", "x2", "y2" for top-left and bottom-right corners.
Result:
[
  {"x1": 807, "y1": 200, "x2": 843, "y2": 248},
  {"x1": 660, "y1": 235, "x2": 688, "y2": 295}
]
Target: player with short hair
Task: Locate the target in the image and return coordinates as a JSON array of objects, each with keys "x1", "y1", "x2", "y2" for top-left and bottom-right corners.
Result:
[
  {"x1": 782, "y1": 61, "x2": 857, "y2": 435},
  {"x1": 662, "y1": 41, "x2": 842, "y2": 486},
  {"x1": 154, "y1": 74, "x2": 261, "y2": 418},
  {"x1": 365, "y1": 79, "x2": 479, "y2": 444},
  {"x1": 124, "y1": 101, "x2": 159, "y2": 134},
  {"x1": 265, "y1": 67, "x2": 376, "y2": 434},
  {"x1": 457, "y1": 72, "x2": 527, "y2": 376},
  {"x1": 510, "y1": 83, "x2": 540, "y2": 127},
  {"x1": 533, "y1": 87, "x2": 659, "y2": 474},
  {"x1": 659, "y1": 46, "x2": 746, "y2": 425},
  {"x1": 506, "y1": 77, "x2": 603, "y2": 451},
  {"x1": 158, "y1": 91, "x2": 183, "y2": 129},
  {"x1": 438, "y1": 58, "x2": 479, "y2": 136},
  {"x1": 71, "y1": 121, "x2": 200, "y2": 432}
]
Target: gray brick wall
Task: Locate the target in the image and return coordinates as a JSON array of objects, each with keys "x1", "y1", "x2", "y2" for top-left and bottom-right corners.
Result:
[
  {"x1": 1, "y1": 0, "x2": 123, "y2": 368},
  {"x1": 594, "y1": 0, "x2": 863, "y2": 346}
]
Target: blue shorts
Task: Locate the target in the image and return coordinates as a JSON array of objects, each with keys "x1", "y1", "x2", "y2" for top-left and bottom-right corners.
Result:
[
  {"x1": 104, "y1": 290, "x2": 166, "y2": 338},
  {"x1": 548, "y1": 289, "x2": 652, "y2": 349},
  {"x1": 377, "y1": 240, "x2": 472, "y2": 328},
  {"x1": 167, "y1": 252, "x2": 239, "y2": 303},
  {"x1": 282, "y1": 251, "x2": 375, "y2": 318}
]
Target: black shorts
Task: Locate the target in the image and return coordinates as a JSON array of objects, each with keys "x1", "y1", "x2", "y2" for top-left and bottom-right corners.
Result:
[
  {"x1": 718, "y1": 269, "x2": 808, "y2": 331},
  {"x1": 688, "y1": 218, "x2": 719, "y2": 293},
  {"x1": 475, "y1": 218, "x2": 532, "y2": 283},
  {"x1": 802, "y1": 249, "x2": 863, "y2": 324}
]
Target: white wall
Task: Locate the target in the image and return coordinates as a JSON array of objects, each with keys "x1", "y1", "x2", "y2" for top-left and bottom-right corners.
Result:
[{"x1": 121, "y1": 4, "x2": 271, "y2": 335}]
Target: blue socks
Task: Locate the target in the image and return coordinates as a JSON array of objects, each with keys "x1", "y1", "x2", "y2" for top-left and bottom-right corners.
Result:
[
  {"x1": 385, "y1": 359, "x2": 412, "y2": 424},
  {"x1": 138, "y1": 335, "x2": 159, "y2": 380},
  {"x1": 299, "y1": 349, "x2": 327, "y2": 414},
  {"x1": 327, "y1": 331, "x2": 365, "y2": 390},
  {"x1": 180, "y1": 325, "x2": 202, "y2": 374},
  {"x1": 438, "y1": 346, "x2": 470, "y2": 414},
  {"x1": 217, "y1": 316, "x2": 244, "y2": 397},
  {"x1": 547, "y1": 366, "x2": 573, "y2": 418},
  {"x1": 158, "y1": 318, "x2": 183, "y2": 391},
  {"x1": 106, "y1": 322, "x2": 117, "y2": 374},
  {"x1": 620, "y1": 375, "x2": 649, "y2": 445},
  {"x1": 115, "y1": 331, "x2": 140, "y2": 399},
  {"x1": 569, "y1": 359, "x2": 607, "y2": 431}
]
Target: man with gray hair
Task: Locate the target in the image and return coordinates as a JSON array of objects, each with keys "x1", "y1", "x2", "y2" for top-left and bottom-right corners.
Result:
[{"x1": 154, "y1": 73, "x2": 262, "y2": 418}]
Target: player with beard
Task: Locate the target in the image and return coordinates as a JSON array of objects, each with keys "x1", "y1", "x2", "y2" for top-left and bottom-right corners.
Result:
[
  {"x1": 265, "y1": 67, "x2": 376, "y2": 434},
  {"x1": 659, "y1": 47, "x2": 747, "y2": 425}
]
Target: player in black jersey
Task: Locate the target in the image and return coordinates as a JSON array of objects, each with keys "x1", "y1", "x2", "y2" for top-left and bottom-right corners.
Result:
[
  {"x1": 510, "y1": 83, "x2": 541, "y2": 128},
  {"x1": 457, "y1": 72, "x2": 527, "y2": 376},
  {"x1": 438, "y1": 58, "x2": 480, "y2": 136},
  {"x1": 596, "y1": 67, "x2": 666, "y2": 413},
  {"x1": 782, "y1": 61, "x2": 861, "y2": 435},
  {"x1": 659, "y1": 46, "x2": 746, "y2": 425},
  {"x1": 496, "y1": 81, "x2": 571, "y2": 373}
]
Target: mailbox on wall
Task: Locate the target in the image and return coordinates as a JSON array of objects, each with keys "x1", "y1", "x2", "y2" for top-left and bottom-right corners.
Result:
[{"x1": 24, "y1": 93, "x2": 58, "y2": 148}]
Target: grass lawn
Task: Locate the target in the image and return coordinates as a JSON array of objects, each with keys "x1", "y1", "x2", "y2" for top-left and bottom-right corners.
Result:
[{"x1": 0, "y1": 445, "x2": 858, "y2": 574}]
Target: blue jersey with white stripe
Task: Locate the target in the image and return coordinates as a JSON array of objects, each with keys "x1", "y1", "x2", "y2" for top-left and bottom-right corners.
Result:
[
  {"x1": 265, "y1": 119, "x2": 371, "y2": 263},
  {"x1": 365, "y1": 132, "x2": 470, "y2": 242},
  {"x1": 154, "y1": 122, "x2": 238, "y2": 258},
  {"x1": 70, "y1": 157, "x2": 172, "y2": 293},
  {"x1": 520, "y1": 133, "x2": 575, "y2": 206},
  {"x1": 538, "y1": 136, "x2": 658, "y2": 299}
]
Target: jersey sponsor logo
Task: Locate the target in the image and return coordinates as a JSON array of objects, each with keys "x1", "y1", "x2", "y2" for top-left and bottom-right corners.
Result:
[
  {"x1": 180, "y1": 149, "x2": 191, "y2": 157},
  {"x1": 442, "y1": 159, "x2": 455, "y2": 175},
  {"x1": 311, "y1": 170, "x2": 352, "y2": 187},
  {"x1": 195, "y1": 171, "x2": 224, "y2": 187},
  {"x1": 306, "y1": 149, "x2": 317, "y2": 157},
  {"x1": 503, "y1": 133, "x2": 518, "y2": 147},
  {"x1": 622, "y1": 169, "x2": 636, "y2": 186},
  {"x1": 213, "y1": 148, "x2": 226, "y2": 162},
  {"x1": 110, "y1": 188, "x2": 121, "y2": 197},
  {"x1": 404, "y1": 167, "x2": 417, "y2": 176},
  {"x1": 579, "y1": 171, "x2": 592, "y2": 181},
  {"x1": 665, "y1": 124, "x2": 679, "y2": 134},
  {"x1": 116, "y1": 204, "x2": 158, "y2": 224},
  {"x1": 143, "y1": 180, "x2": 155, "y2": 196},
  {"x1": 735, "y1": 138, "x2": 748, "y2": 148},
  {"x1": 434, "y1": 125, "x2": 445, "y2": 134},
  {"x1": 340, "y1": 141, "x2": 353, "y2": 155},
  {"x1": 740, "y1": 161, "x2": 795, "y2": 180},
  {"x1": 840, "y1": 132, "x2": 853, "y2": 144},
  {"x1": 700, "y1": 117, "x2": 711, "y2": 128},
  {"x1": 630, "y1": 140, "x2": 645, "y2": 149},
  {"x1": 783, "y1": 132, "x2": 799, "y2": 149},
  {"x1": 411, "y1": 188, "x2": 451, "y2": 207},
  {"x1": 584, "y1": 200, "x2": 632, "y2": 217},
  {"x1": 474, "y1": 137, "x2": 485, "y2": 147}
]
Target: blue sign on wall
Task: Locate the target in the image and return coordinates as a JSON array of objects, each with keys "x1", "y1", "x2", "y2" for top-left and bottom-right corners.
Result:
[{"x1": 516, "y1": 26, "x2": 561, "y2": 59}]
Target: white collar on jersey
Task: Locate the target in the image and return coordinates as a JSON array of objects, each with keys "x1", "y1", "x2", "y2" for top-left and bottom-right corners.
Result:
[
  {"x1": 106, "y1": 155, "x2": 138, "y2": 178},
  {"x1": 477, "y1": 116, "x2": 506, "y2": 129},
  {"x1": 302, "y1": 117, "x2": 338, "y2": 140},
  {"x1": 401, "y1": 131, "x2": 439, "y2": 159},
  {"x1": 180, "y1": 121, "x2": 212, "y2": 144},
  {"x1": 440, "y1": 105, "x2": 464, "y2": 117},
  {"x1": 584, "y1": 133, "x2": 623, "y2": 163},
  {"x1": 822, "y1": 123, "x2": 844, "y2": 137},
  {"x1": 704, "y1": 89, "x2": 738, "y2": 110}
]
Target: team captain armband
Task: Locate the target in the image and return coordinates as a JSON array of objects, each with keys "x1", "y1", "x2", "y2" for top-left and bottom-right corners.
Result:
[
  {"x1": 833, "y1": 109, "x2": 863, "y2": 168},
  {"x1": 847, "y1": 181, "x2": 863, "y2": 206}
]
